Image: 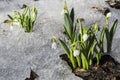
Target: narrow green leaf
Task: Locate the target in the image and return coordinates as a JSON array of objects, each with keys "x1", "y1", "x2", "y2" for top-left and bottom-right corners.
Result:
[
  {"x1": 94, "y1": 22, "x2": 99, "y2": 33},
  {"x1": 77, "y1": 18, "x2": 83, "y2": 39},
  {"x1": 58, "y1": 38, "x2": 70, "y2": 58},
  {"x1": 64, "y1": 13, "x2": 73, "y2": 38},
  {"x1": 7, "y1": 14, "x2": 13, "y2": 20},
  {"x1": 110, "y1": 19, "x2": 118, "y2": 42},
  {"x1": 81, "y1": 53, "x2": 88, "y2": 70},
  {"x1": 105, "y1": 27, "x2": 111, "y2": 52},
  {"x1": 31, "y1": 7, "x2": 37, "y2": 22},
  {"x1": 26, "y1": 16, "x2": 29, "y2": 32},
  {"x1": 64, "y1": 1, "x2": 69, "y2": 13},
  {"x1": 70, "y1": 51, "x2": 76, "y2": 69},
  {"x1": 96, "y1": 53, "x2": 101, "y2": 65},
  {"x1": 22, "y1": 6, "x2": 29, "y2": 16},
  {"x1": 99, "y1": 28, "x2": 105, "y2": 53},
  {"x1": 76, "y1": 56, "x2": 81, "y2": 67},
  {"x1": 70, "y1": 8, "x2": 74, "y2": 23},
  {"x1": 63, "y1": 26, "x2": 71, "y2": 40},
  {"x1": 88, "y1": 40, "x2": 97, "y2": 59}
]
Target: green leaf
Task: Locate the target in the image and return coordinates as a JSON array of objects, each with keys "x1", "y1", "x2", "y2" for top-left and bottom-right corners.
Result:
[
  {"x1": 96, "y1": 53, "x2": 101, "y2": 65},
  {"x1": 70, "y1": 8, "x2": 74, "y2": 23},
  {"x1": 76, "y1": 56, "x2": 81, "y2": 67},
  {"x1": 100, "y1": 28, "x2": 105, "y2": 43},
  {"x1": 63, "y1": 26, "x2": 71, "y2": 40},
  {"x1": 110, "y1": 19, "x2": 118, "y2": 42},
  {"x1": 22, "y1": 6, "x2": 29, "y2": 16},
  {"x1": 31, "y1": 7, "x2": 37, "y2": 22},
  {"x1": 64, "y1": 13, "x2": 73, "y2": 38},
  {"x1": 99, "y1": 28, "x2": 105, "y2": 53},
  {"x1": 77, "y1": 18, "x2": 83, "y2": 34},
  {"x1": 81, "y1": 53, "x2": 88, "y2": 70},
  {"x1": 64, "y1": 1, "x2": 69, "y2": 13},
  {"x1": 25, "y1": 16, "x2": 30, "y2": 32},
  {"x1": 89, "y1": 59, "x2": 92, "y2": 66},
  {"x1": 7, "y1": 14, "x2": 13, "y2": 20},
  {"x1": 88, "y1": 40, "x2": 97, "y2": 59},
  {"x1": 71, "y1": 32, "x2": 76, "y2": 43},
  {"x1": 94, "y1": 22, "x2": 99, "y2": 33},
  {"x1": 70, "y1": 51, "x2": 76, "y2": 69},
  {"x1": 77, "y1": 18, "x2": 83, "y2": 39},
  {"x1": 105, "y1": 27, "x2": 111, "y2": 52},
  {"x1": 13, "y1": 11, "x2": 21, "y2": 22},
  {"x1": 71, "y1": 24, "x2": 77, "y2": 43},
  {"x1": 58, "y1": 38, "x2": 70, "y2": 58}
]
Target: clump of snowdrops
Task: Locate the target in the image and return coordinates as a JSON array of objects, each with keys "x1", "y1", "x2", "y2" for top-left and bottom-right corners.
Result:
[
  {"x1": 6, "y1": 5, "x2": 37, "y2": 32},
  {"x1": 52, "y1": 2, "x2": 118, "y2": 70}
]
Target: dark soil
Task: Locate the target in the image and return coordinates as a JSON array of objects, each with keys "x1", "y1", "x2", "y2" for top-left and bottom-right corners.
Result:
[{"x1": 60, "y1": 54, "x2": 120, "y2": 80}]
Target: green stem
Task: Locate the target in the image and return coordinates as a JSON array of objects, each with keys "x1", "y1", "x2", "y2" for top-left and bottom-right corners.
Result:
[
  {"x1": 105, "y1": 17, "x2": 112, "y2": 53},
  {"x1": 107, "y1": 41, "x2": 111, "y2": 53},
  {"x1": 76, "y1": 56, "x2": 81, "y2": 67},
  {"x1": 70, "y1": 51, "x2": 76, "y2": 69},
  {"x1": 106, "y1": 17, "x2": 109, "y2": 28}
]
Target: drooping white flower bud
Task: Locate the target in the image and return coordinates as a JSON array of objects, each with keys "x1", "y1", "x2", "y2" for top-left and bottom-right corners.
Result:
[
  {"x1": 106, "y1": 12, "x2": 111, "y2": 18},
  {"x1": 83, "y1": 34, "x2": 88, "y2": 41},
  {"x1": 61, "y1": 9, "x2": 68, "y2": 15},
  {"x1": 51, "y1": 37, "x2": 57, "y2": 49},
  {"x1": 13, "y1": 22, "x2": 20, "y2": 26},
  {"x1": 61, "y1": 10, "x2": 64, "y2": 15},
  {"x1": 73, "y1": 50, "x2": 80, "y2": 57},
  {"x1": 10, "y1": 26, "x2": 13, "y2": 30},
  {"x1": 52, "y1": 42, "x2": 57, "y2": 49}
]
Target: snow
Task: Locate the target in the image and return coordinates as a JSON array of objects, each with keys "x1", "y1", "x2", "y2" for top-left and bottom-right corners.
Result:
[{"x1": 0, "y1": 0, "x2": 120, "y2": 80}]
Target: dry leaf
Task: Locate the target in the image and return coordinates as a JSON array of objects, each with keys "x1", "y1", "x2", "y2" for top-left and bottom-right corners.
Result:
[{"x1": 30, "y1": 69, "x2": 39, "y2": 80}]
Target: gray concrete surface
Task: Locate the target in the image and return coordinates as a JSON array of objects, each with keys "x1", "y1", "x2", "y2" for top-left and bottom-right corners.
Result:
[{"x1": 0, "y1": 0, "x2": 120, "y2": 80}]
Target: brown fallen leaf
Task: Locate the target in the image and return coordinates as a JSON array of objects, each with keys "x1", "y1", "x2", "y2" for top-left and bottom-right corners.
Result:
[
  {"x1": 30, "y1": 69, "x2": 39, "y2": 80},
  {"x1": 3, "y1": 19, "x2": 13, "y2": 26},
  {"x1": 92, "y1": 6, "x2": 103, "y2": 13},
  {"x1": 3, "y1": 19, "x2": 12, "y2": 23}
]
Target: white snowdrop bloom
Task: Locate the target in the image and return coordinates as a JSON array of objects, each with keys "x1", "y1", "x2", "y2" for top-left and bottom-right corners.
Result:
[
  {"x1": 83, "y1": 34, "x2": 88, "y2": 41},
  {"x1": 73, "y1": 50, "x2": 80, "y2": 57},
  {"x1": 13, "y1": 22, "x2": 20, "y2": 26},
  {"x1": 52, "y1": 42, "x2": 57, "y2": 49},
  {"x1": 106, "y1": 12, "x2": 111, "y2": 18},
  {"x1": 10, "y1": 26, "x2": 13, "y2": 30},
  {"x1": 61, "y1": 10, "x2": 64, "y2": 15},
  {"x1": 61, "y1": 9, "x2": 68, "y2": 15}
]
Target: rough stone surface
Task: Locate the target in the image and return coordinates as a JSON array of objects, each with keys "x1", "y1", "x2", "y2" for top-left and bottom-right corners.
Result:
[{"x1": 0, "y1": 0, "x2": 120, "y2": 80}]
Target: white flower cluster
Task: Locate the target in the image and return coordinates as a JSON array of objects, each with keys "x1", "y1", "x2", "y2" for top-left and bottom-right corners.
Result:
[
  {"x1": 10, "y1": 26, "x2": 13, "y2": 30},
  {"x1": 52, "y1": 42, "x2": 57, "y2": 49},
  {"x1": 106, "y1": 12, "x2": 111, "y2": 18},
  {"x1": 73, "y1": 50, "x2": 80, "y2": 57},
  {"x1": 83, "y1": 34, "x2": 88, "y2": 41}
]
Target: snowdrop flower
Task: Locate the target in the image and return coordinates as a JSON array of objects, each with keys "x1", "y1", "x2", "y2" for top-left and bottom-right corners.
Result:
[
  {"x1": 83, "y1": 34, "x2": 88, "y2": 41},
  {"x1": 61, "y1": 9, "x2": 68, "y2": 15},
  {"x1": 10, "y1": 26, "x2": 13, "y2": 30},
  {"x1": 51, "y1": 36, "x2": 57, "y2": 49},
  {"x1": 52, "y1": 42, "x2": 57, "y2": 49},
  {"x1": 13, "y1": 22, "x2": 20, "y2": 26},
  {"x1": 106, "y1": 12, "x2": 111, "y2": 18},
  {"x1": 73, "y1": 50, "x2": 80, "y2": 57},
  {"x1": 61, "y1": 10, "x2": 64, "y2": 15}
]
